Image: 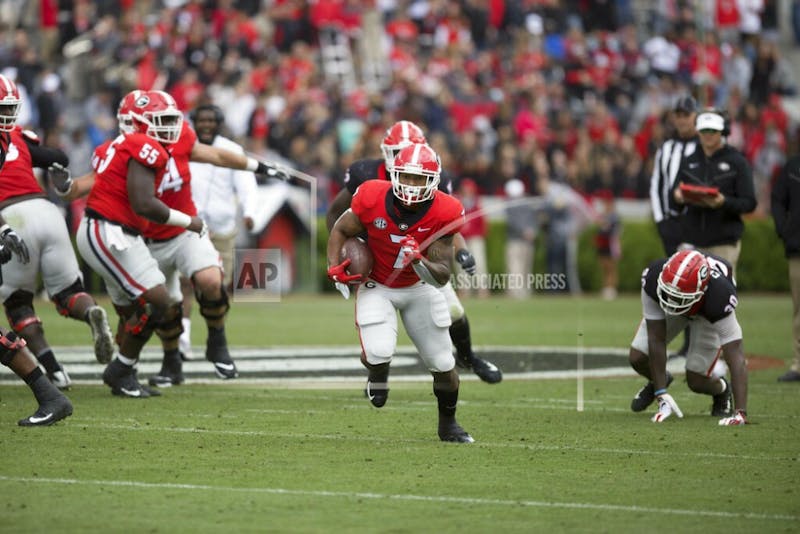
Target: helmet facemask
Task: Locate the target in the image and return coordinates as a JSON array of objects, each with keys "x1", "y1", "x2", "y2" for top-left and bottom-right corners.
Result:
[{"x1": 656, "y1": 251, "x2": 710, "y2": 315}]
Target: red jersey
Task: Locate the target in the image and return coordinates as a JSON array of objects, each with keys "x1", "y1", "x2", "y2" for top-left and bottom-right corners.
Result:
[
  {"x1": 86, "y1": 133, "x2": 169, "y2": 233},
  {"x1": 144, "y1": 121, "x2": 198, "y2": 240},
  {"x1": 351, "y1": 180, "x2": 464, "y2": 288},
  {"x1": 0, "y1": 127, "x2": 45, "y2": 202}
]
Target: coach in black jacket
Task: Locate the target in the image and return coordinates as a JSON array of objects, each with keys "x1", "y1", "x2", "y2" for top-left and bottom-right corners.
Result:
[
  {"x1": 674, "y1": 109, "x2": 756, "y2": 275},
  {"x1": 772, "y1": 154, "x2": 800, "y2": 382}
]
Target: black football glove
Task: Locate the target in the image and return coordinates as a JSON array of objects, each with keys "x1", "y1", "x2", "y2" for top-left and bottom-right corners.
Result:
[
  {"x1": 0, "y1": 225, "x2": 29, "y2": 264},
  {"x1": 455, "y1": 248, "x2": 476, "y2": 275},
  {"x1": 48, "y1": 162, "x2": 73, "y2": 197},
  {"x1": 254, "y1": 160, "x2": 290, "y2": 182}
]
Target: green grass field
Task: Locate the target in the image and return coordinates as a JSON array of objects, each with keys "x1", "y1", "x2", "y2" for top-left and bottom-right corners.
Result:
[{"x1": 1, "y1": 293, "x2": 797, "y2": 533}]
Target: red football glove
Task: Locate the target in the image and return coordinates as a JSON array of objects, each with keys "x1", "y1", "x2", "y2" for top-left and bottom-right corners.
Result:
[
  {"x1": 398, "y1": 235, "x2": 422, "y2": 267},
  {"x1": 327, "y1": 259, "x2": 363, "y2": 284}
]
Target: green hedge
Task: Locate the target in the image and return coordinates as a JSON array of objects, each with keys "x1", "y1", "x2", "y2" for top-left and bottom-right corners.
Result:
[{"x1": 318, "y1": 217, "x2": 789, "y2": 293}]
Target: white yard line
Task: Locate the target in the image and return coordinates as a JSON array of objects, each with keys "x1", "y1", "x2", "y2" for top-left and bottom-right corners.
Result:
[{"x1": 0, "y1": 475, "x2": 795, "y2": 522}]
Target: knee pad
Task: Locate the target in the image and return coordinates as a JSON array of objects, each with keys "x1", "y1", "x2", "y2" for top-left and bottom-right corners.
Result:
[
  {"x1": 0, "y1": 329, "x2": 26, "y2": 366},
  {"x1": 52, "y1": 278, "x2": 91, "y2": 317},
  {"x1": 124, "y1": 298, "x2": 166, "y2": 340},
  {"x1": 3, "y1": 290, "x2": 41, "y2": 333},
  {"x1": 197, "y1": 287, "x2": 229, "y2": 321},
  {"x1": 155, "y1": 302, "x2": 184, "y2": 341}
]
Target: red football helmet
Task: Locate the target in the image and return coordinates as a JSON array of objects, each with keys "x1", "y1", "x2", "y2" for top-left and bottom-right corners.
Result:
[
  {"x1": 117, "y1": 89, "x2": 145, "y2": 134},
  {"x1": 0, "y1": 74, "x2": 21, "y2": 132},
  {"x1": 380, "y1": 120, "x2": 426, "y2": 170},
  {"x1": 390, "y1": 143, "x2": 441, "y2": 204},
  {"x1": 128, "y1": 90, "x2": 183, "y2": 144},
  {"x1": 657, "y1": 250, "x2": 711, "y2": 315}
]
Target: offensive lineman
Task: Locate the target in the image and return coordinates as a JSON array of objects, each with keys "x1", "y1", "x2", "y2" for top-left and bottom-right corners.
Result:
[
  {"x1": 327, "y1": 143, "x2": 473, "y2": 443},
  {"x1": 0, "y1": 118, "x2": 116, "y2": 390},
  {"x1": 60, "y1": 91, "x2": 284, "y2": 385},
  {"x1": 0, "y1": 72, "x2": 73, "y2": 425},
  {"x1": 75, "y1": 90, "x2": 206, "y2": 397},
  {"x1": 326, "y1": 120, "x2": 502, "y2": 384}
]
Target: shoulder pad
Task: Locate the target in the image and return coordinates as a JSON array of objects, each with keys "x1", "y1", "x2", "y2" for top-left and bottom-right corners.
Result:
[{"x1": 21, "y1": 129, "x2": 40, "y2": 144}]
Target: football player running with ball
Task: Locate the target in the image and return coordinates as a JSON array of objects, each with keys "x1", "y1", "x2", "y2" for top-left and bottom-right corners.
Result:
[
  {"x1": 326, "y1": 120, "x2": 502, "y2": 384},
  {"x1": 628, "y1": 250, "x2": 748, "y2": 425},
  {"x1": 327, "y1": 143, "x2": 474, "y2": 443}
]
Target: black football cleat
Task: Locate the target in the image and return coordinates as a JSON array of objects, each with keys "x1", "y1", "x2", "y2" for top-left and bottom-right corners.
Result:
[
  {"x1": 149, "y1": 351, "x2": 185, "y2": 387},
  {"x1": 364, "y1": 380, "x2": 389, "y2": 408},
  {"x1": 148, "y1": 368, "x2": 185, "y2": 387},
  {"x1": 438, "y1": 419, "x2": 475, "y2": 443},
  {"x1": 471, "y1": 357, "x2": 502, "y2": 384},
  {"x1": 711, "y1": 377, "x2": 733, "y2": 417},
  {"x1": 18, "y1": 395, "x2": 73, "y2": 427},
  {"x1": 631, "y1": 372, "x2": 673, "y2": 412},
  {"x1": 46, "y1": 364, "x2": 72, "y2": 390},
  {"x1": 103, "y1": 359, "x2": 161, "y2": 398},
  {"x1": 206, "y1": 343, "x2": 238, "y2": 380}
]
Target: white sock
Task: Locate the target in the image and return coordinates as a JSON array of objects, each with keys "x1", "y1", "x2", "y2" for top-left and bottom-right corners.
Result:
[
  {"x1": 117, "y1": 354, "x2": 136, "y2": 367},
  {"x1": 182, "y1": 318, "x2": 191, "y2": 341}
]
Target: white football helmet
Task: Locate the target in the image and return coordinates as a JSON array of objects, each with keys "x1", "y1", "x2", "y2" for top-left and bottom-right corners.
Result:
[
  {"x1": 128, "y1": 90, "x2": 183, "y2": 144},
  {"x1": 0, "y1": 74, "x2": 21, "y2": 132},
  {"x1": 380, "y1": 120, "x2": 426, "y2": 171},
  {"x1": 390, "y1": 143, "x2": 441, "y2": 204}
]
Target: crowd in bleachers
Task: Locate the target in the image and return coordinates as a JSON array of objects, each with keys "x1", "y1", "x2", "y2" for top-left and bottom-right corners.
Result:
[{"x1": 3, "y1": 0, "x2": 799, "y2": 213}]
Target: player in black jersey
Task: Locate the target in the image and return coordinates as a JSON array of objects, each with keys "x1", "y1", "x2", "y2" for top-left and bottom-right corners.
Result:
[
  {"x1": 628, "y1": 250, "x2": 748, "y2": 425},
  {"x1": 326, "y1": 121, "x2": 502, "y2": 384}
]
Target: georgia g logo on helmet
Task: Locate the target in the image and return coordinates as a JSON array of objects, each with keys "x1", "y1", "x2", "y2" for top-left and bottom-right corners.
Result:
[{"x1": 656, "y1": 250, "x2": 711, "y2": 315}]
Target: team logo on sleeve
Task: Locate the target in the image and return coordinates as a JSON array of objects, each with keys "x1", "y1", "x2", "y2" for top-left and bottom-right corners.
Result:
[
  {"x1": 373, "y1": 217, "x2": 387, "y2": 229},
  {"x1": 718, "y1": 162, "x2": 730, "y2": 172}
]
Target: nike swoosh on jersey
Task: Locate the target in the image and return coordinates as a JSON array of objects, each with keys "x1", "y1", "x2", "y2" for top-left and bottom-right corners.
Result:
[
  {"x1": 27, "y1": 413, "x2": 54, "y2": 424},
  {"x1": 417, "y1": 227, "x2": 431, "y2": 232}
]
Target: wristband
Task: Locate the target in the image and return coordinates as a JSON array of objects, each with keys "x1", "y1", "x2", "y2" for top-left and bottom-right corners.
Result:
[
  {"x1": 654, "y1": 388, "x2": 667, "y2": 396},
  {"x1": 245, "y1": 157, "x2": 259, "y2": 172},
  {"x1": 165, "y1": 209, "x2": 192, "y2": 228}
]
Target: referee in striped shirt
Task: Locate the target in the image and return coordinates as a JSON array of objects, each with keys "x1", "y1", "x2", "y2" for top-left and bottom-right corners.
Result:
[
  {"x1": 649, "y1": 95, "x2": 697, "y2": 358},
  {"x1": 650, "y1": 95, "x2": 698, "y2": 255}
]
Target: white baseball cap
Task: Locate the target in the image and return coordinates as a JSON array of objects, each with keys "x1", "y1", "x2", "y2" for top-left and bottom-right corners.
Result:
[{"x1": 696, "y1": 112, "x2": 724, "y2": 132}]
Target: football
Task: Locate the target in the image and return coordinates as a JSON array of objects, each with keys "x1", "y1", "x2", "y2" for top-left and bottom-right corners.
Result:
[{"x1": 340, "y1": 237, "x2": 373, "y2": 284}]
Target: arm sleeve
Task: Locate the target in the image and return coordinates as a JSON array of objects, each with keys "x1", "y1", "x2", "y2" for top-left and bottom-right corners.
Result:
[{"x1": 26, "y1": 140, "x2": 69, "y2": 168}]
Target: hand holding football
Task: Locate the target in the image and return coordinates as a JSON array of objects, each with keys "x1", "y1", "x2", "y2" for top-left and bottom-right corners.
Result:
[{"x1": 339, "y1": 237, "x2": 373, "y2": 284}]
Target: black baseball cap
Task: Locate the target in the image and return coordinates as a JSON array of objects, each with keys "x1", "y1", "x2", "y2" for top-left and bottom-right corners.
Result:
[{"x1": 673, "y1": 96, "x2": 697, "y2": 113}]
